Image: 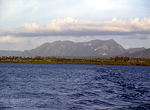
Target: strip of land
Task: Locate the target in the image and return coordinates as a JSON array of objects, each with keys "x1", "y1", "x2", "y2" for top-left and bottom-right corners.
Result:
[{"x1": 0, "y1": 56, "x2": 150, "y2": 66}]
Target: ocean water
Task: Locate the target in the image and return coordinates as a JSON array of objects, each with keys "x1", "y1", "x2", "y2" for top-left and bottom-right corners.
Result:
[{"x1": 0, "y1": 63, "x2": 150, "y2": 110}]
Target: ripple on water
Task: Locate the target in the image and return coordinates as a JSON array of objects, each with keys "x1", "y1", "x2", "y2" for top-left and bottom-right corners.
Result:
[{"x1": 0, "y1": 63, "x2": 150, "y2": 110}]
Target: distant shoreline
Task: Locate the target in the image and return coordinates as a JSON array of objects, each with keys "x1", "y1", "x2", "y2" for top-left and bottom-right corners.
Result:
[{"x1": 0, "y1": 56, "x2": 150, "y2": 66}]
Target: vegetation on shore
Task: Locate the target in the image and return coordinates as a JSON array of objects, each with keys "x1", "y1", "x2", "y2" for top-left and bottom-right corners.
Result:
[{"x1": 0, "y1": 56, "x2": 150, "y2": 66}]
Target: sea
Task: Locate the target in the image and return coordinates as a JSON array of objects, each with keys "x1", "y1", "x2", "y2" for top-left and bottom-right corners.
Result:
[{"x1": 0, "y1": 63, "x2": 150, "y2": 110}]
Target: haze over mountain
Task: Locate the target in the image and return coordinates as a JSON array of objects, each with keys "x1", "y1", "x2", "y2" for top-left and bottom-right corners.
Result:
[
  {"x1": 0, "y1": 39, "x2": 149, "y2": 58},
  {"x1": 121, "y1": 48, "x2": 150, "y2": 59},
  {"x1": 0, "y1": 51, "x2": 22, "y2": 57},
  {"x1": 127, "y1": 47, "x2": 146, "y2": 54}
]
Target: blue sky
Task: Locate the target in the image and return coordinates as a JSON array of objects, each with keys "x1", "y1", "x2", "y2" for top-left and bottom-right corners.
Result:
[{"x1": 0, "y1": 0, "x2": 150, "y2": 50}]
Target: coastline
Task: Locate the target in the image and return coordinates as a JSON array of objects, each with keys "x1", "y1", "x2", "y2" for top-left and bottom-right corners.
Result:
[{"x1": 0, "y1": 56, "x2": 150, "y2": 66}]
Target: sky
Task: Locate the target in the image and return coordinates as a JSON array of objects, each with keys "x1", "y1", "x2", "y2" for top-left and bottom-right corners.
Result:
[{"x1": 0, "y1": 0, "x2": 150, "y2": 51}]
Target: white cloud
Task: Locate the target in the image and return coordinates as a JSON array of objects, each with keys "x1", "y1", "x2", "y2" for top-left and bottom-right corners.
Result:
[
  {"x1": 0, "y1": 36, "x2": 21, "y2": 44},
  {"x1": 0, "y1": 17, "x2": 150, "y2": 39},
  {"x1": 112, "y1": 17, "x2": 117, "y2": 22},
  {"x1": 0, "y1": 36, "x2": 54, "y2": 50}
]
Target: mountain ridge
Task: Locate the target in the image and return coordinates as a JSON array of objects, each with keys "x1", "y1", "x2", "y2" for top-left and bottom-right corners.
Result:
[
  {"x1": 0, "y1": 39, "x2": 149, "y2": 58},
  {"x1": 22, "y1": 39, "x2": 126, "y2": 57},
  {"x1": 121, "y1": 48, "x2": 150, "y2": 59}
]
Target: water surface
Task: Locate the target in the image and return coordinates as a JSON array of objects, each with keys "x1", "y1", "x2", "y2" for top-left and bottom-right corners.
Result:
[{"x1": 0, "y1": 63, "x2": 150, "y2": 110}]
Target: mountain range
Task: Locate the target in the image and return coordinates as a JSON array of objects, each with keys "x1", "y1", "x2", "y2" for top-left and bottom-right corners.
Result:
[
  {"x1": 22, "y1": 39, "x2": 126, "y2": 57},
  {"x1": 0, "y1": 39, "x2": 149, "y2": 58},
  {"x1": 121, "y1": 48, "x2": 150, "y2": 58}
]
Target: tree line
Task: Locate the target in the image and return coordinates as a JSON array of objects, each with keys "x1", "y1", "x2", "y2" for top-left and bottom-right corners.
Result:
[{"x1": 0, "y1": 56, "x2": 150, "y2": 66}]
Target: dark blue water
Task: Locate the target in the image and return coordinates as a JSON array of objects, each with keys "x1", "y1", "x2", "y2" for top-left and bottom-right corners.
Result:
[{"x1": 0, "y1": 63, "x2": 150, "y2": 110}]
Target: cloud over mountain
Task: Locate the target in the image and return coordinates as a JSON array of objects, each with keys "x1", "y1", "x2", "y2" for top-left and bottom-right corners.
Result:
[{"x1": 1, "y1": 17, "x2": 150, "y2": 39}]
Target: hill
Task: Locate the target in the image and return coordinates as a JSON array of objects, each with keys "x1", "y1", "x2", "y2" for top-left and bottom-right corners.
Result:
[
  {"x1": 0, "y1": 39, "x2": 149, "y2": 59},
  {"x1": 121, "y1": 48, "x2": 150, "y2": 59},
  {"x1": 22, "y1": 39, "x2": 126, "y2": 57},
  {"x1": 0, "y1": 50, "x2": 22, "y2": 57}
]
